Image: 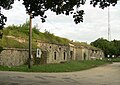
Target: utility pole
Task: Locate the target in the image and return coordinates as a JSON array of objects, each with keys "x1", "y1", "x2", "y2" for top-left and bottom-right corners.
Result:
[{"x1": 28, "y1": 13, "x2": 32, "y2": 69}]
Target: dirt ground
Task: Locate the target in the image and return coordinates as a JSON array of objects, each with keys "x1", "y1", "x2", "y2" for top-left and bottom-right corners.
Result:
[{"x1": 0, "y1": 63, "x2": 120, "y2": 85}]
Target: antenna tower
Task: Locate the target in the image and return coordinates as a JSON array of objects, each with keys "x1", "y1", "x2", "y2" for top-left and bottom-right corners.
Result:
[{"x1": 108, "y1": 7, "x2": 111, "y2": 41}]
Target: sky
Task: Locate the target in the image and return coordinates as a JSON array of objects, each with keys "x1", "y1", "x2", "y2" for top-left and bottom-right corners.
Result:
[{"x1": 1, "y1": 0, "x2": 120, "y2": 43}]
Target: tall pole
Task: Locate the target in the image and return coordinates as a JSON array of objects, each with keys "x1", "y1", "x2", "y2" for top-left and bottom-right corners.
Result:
[
  {"x1": 108, "y1": 7, "x2": 111, "y2": 41},
  {"x1": 28, "y1": 13, "x2": 32, "y2": 69}
]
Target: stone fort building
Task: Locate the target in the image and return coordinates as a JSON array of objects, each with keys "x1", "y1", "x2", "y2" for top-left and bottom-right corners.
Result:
[
  {"x1": 37, "y1": 42, "x2": 104, "y2": 64},
  {"x1": 0, "y1": 41, "x2": 104, "y2": 66}
]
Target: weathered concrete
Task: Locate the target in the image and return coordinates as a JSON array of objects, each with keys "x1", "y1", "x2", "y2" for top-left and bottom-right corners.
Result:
[{"x1": 0, "y1": 63, "x2": 120, "y2": 85}]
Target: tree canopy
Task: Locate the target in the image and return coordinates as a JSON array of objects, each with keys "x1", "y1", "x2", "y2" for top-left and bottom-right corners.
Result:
[
  {"x1": 0, "y1": 0, "x2": 14, "y2": 29},
  {"x1": 91, "y1": 38, "x2": 120, "y2": 57},
  {"x1": 0, "y1": 0, "x2": 118, "y2": 27}
]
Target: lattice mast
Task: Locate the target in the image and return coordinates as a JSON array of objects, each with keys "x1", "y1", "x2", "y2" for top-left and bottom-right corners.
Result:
[{"x1": 108, "y1": 7, "x2": 111, "y2": 41}]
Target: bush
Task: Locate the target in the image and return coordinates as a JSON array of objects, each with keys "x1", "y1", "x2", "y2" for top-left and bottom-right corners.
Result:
[{"x1": 0, "y1": 46, "x2": 3, "y2": 53}]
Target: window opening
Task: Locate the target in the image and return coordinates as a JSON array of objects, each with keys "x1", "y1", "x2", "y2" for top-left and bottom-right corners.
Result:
[
  {"x1": 64, "y1": 52, "x2": 66, "y2": 60},
  {"x1": 54, "y1": 52, "x2": 57, "y2": 60}
]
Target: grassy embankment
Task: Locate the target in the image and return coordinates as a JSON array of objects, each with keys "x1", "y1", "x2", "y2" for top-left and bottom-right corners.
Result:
[
  {"x1": 0, "y1": 60, "x2": 110, "y2": 72},
  {"x1": 0, "y1": 21, "x2": 70, "y2": 49}
]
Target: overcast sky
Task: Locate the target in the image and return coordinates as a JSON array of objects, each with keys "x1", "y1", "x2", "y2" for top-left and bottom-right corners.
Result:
[{"x1": 2, "y1": 0, "x2": 120, "y2": 43}]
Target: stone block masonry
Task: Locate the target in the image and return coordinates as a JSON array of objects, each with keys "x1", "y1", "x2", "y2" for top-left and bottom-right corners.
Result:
[
  {"x1": 0, "y1": 48, "x2": 29, "y2": 67},
  {"x1": 0, "y1": 42, "x2": 105, "y2": 67}
]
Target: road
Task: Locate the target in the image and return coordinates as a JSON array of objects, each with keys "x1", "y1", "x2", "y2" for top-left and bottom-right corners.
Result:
[{"x1": 0, "y1": 63, "x2": 120, "y2": 85}]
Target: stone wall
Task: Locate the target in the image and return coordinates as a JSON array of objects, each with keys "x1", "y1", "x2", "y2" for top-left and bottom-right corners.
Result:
[
  {"x1": 37, "y1": 42, "x2": 70, "y2": 64},
  {"x1": 74, "y1": 47, "x2": 82, "y2": 60},
  {"x1": 69, "y1": 46, "x2": 76, "y2": 60},
  {"x1": 88, "y1": 49, "x2": 104, "y2": 60},
  {"x1": 71, "y1": 46, "x2": 104, "y2": 61},
  {"x1": 0, "y1": 48, "x2": 29, "y2": 66},
  {"x1": 75, "y1": 47, "x2": 90, "y2": 60},
  {"x1": 37, "y1": 42, "x2": 105, "y2": 64},
  {"x1": 0, "y1": 42, "x2": 105, "y2": 66}
]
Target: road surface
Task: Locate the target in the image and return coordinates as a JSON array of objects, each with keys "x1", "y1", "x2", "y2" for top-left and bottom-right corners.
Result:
[{"x1": 0, "y1": 63, "x2": 120, "y2": 85}]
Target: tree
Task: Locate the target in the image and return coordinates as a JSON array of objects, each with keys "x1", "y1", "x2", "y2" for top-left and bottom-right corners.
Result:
[
  {"x1": 0, "y1": 0, "x2": 15, "y2": 27},
  {"x1": 22, "y1": 0, "x2": 86, "y2": 24},
  {"x1": 0, "y1": 0, "x2": 15, "y2": 38},
  {"x1": 0, "y1": 0, "x2": 118, "y2": 27},
  {"x1": 22, "y1": 0, "x2": 118, "y2": 23},
  {"x1": 91, "y1": 38, "x2": 120, "y2": 57},
  {"x1": 90, "y1": 0, "x2": 117, "y2": 9},
  {"x1": 112, "y1": 40, "x2": 120, "y2": 56},
  {"x1": 0, "y1": 13, "x2": 6, "y2": 38},
  {"x1": 91, "y1": 38, "x2": 110, "y2": 57}
]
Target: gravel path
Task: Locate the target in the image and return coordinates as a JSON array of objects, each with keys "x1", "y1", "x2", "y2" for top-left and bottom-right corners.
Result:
[{"x1": 0, "y1": 63, "x2": 120, "y2": 85}]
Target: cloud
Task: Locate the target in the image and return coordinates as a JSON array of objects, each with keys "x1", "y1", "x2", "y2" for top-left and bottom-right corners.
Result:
[{"x1": 2, "y1": 1, "x2": 28, "y2": 26}]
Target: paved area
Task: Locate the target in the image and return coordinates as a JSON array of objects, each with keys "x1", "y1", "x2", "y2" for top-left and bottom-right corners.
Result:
[{"x1": 0, "y1": 63, "x2": 120, "y2": 85}]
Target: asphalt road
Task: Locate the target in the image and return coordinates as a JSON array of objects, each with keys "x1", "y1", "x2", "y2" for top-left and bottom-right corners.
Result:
[{"x1": 0, "y1": 63, "x2": 120, "y2": 85}]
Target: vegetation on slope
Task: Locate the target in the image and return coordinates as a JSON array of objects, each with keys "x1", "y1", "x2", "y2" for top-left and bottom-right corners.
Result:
[
  {"x1": 0, "y1": 36, "x2": 37, "y2": 49},
  {"x1": 73, "y1": 41, "x2": 100, "y2": 50},
  {"x1": 1, "y1": 21, "x2": 101, "y2": 51},
  {"x1": 91, "y1": 38, "x2": 120, "y2": 57},
  {"x1": 1, "y1": 21, "x2": 70, "y2": 48}
]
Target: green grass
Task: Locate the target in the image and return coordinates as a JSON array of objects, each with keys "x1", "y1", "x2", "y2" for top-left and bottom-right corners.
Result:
[
  {"x1": 111, "y1": 58, "x2": 120, "y2": 62},
  {"x1": 103, "y1": 57, "x2": 120, "y2": 62},
  {"x1": 0, "y1": 60, "x2": 110, "y2": 72},
  {"x1": 0, "y1": 36, "x2": 37, "y2": 49},
  {"x1": 2, "y1": 21, "x2": 70, "y2": 46}
]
